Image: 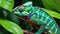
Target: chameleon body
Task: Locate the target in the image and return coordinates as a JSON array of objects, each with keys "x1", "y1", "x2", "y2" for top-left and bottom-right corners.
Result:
[{"x1": 13, "y1": 2, "x2": 60, "y2": 34}]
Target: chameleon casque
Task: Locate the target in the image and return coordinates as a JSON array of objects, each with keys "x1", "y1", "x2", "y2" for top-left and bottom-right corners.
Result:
[{"x1": 13, "y1": 1, "x2": 60, "y2": 34}]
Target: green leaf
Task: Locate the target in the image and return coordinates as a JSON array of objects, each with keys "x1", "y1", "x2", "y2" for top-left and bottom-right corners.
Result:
[
  {"x1": 41, "y1": 8, "x2": 60, "y2": 19},
  {"x1": 42, "y1": 0, "x2": 60, "y2": 12},
  {"x1": 0, "y1": 0, "x2": 14, "y2": 12},
  {"x1": 0, "y1": 20, "x2": 23, "y2": 34}
]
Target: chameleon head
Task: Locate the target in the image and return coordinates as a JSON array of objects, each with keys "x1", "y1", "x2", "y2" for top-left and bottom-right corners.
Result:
[{"x1": 14, "y1": 1, "x2": 32, "y2": 16}]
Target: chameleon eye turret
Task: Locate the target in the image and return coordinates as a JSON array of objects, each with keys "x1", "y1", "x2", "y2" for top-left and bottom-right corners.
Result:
[{"x1": 18, "y1": 5, "x2": 24, "y2": 12}]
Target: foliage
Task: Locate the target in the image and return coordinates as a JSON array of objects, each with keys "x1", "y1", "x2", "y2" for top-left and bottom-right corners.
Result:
[
  {"x1": 0, "y1": 0, "x2": 23, "y2": 34},
  {"x1": 0, "y1": 20, "x2": 23, "y2": 34},
  {"x1": 42, "y1": 0, "x2": 60, "y2": 13},
  {"x1": 0, "y1": 0, "x2": 14, "y2": 12}
]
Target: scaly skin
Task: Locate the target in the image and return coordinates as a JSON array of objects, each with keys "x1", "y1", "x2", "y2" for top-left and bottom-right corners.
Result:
[
  {"x1": 29, "y1": 7, "x2": 60, "y2": 34},
  {"x1": 13, "y1": 2, "x2": 60, "y2": 34}
]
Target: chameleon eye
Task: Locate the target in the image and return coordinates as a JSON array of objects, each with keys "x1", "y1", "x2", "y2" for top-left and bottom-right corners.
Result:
[{"x1": 19, "y1": 5, "x2": 24, "y2": 11}]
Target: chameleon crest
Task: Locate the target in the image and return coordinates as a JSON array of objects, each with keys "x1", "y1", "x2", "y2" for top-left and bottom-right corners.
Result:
[{"x1": 13, "y1": 1, "x2": 60, "y2": 34}]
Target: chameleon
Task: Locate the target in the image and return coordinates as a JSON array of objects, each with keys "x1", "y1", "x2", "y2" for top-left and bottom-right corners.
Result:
[{"x1": 13, "y1": 1, "x2": 60, "y2": 34}]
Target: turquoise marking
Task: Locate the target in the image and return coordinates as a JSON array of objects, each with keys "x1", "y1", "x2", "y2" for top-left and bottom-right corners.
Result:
[
  {"x1": 41, "y1": 12, "x2": 45, "y2": 21},
  {"x1": 47, "y1": 20, "x2": 53, "y2": 26},
  {"x1": 49, "y1": 24, "x2": 55, "y2": 32},
  {"x1": 46, "y1": 20, "x2": 53, "y2": 29},
  {"x1": 36, "y1": 9, "x2": 40, "y2": 19},
  {"x1": 55, "y1": 29, "x2": 58, "y2": 33},
  {"x1": 44, "y1": 16, "x2": 49, "y2": 23},
  {"x1": 51, "y1": 24, "x2": 55, "y2": 30}
]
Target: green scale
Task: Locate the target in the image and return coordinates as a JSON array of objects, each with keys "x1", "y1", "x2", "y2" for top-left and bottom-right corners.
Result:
[{"x1": 13, "y1": 1, "x2": 60, "y2": 34}]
